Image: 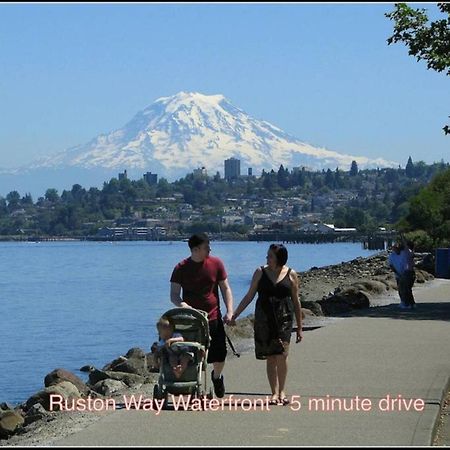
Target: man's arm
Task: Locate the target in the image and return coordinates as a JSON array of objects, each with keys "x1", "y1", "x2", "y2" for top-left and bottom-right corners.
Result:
[
  {"x1": 170, "y1": 282, "x2": 192, "y2": 308},
  {"x1": 218, "y1": 278, "x2": 234, "y2": 324}
]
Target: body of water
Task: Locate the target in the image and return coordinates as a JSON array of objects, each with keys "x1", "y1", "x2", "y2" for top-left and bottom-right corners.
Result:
[{"x1": 1, "y1": 241, "x2": 379, "y2": 404}]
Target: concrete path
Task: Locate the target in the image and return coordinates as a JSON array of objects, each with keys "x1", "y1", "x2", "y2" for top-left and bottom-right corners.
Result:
[{"x1": 53, "y1": 279, "x2": 450, "y2": 446}]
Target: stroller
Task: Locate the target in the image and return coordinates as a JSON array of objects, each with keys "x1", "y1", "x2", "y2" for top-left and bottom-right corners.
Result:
[{"x1": 153, "y1": 307, "x2": 212, "y2": 403}]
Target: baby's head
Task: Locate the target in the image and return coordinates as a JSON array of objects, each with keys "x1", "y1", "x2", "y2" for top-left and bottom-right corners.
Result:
[{"x1": 157, "y1": 315, "x2": 175, "y2": 340}]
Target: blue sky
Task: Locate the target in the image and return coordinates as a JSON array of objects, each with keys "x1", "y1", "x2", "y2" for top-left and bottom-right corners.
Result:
[{"x1": 0, "y1": 2, "x2": 448, "y2": 168}]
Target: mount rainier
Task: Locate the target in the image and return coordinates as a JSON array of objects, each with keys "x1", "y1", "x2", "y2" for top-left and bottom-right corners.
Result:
[{"x1": 1, "y1": 91, "x2": 397, "y2": 196}]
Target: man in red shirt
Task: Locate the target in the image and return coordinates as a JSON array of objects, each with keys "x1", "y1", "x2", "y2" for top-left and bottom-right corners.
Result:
[{"x1": 170, "y1": 233, "x2": 234, "y2": 398}]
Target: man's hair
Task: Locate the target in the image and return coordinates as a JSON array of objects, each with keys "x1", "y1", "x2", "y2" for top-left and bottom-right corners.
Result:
[
  {"x1": 188, "y1": 233, "x2": 210, "y2": 250},
  {"x1": 269, "y1": 243, "x2": 288, "y2": 266}
]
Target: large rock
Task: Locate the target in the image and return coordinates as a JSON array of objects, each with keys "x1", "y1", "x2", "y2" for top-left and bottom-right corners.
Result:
[
  {"x1": 318, "y1": 287, "x2": 370, "y2": 315},
  {"x1": 44, "y1": 368, "x2": 89, "y2": 395},
  {"x1": 102, "y1": 347, "x2": 148, "y2": 376},
  {"x1": 145, "y1": 353, "x2": 159, "y2": 373},
  {"x1": 24, "y1": 403, "x2": 50, "y2": 426},
  {"x1": 0, "y1": 410, "x2": 25, "y2": 439},
  {"x1": 88, "y1": 369, "x2": 146, "y2": 387},
  {"x1": 302, "y1": 308, "x2": 315, "y2": 317},
  {"x1": 415, "y1": 269, "x2": 434, "y2": 283},
  {"x1": 92, "y1": 379, "x2": 127, "y2": 396},
  {"x1": 349, "y1": 280, "x2": 387, "y2": 295},
  {"x1": 125, "y1": 348, "x2": 146, "y2": 359},
  {"x1": 0, "y1": 403, "x2": 15, "y2": 411},
  {"x1": 301, "y1": 301, "x2": 323, "y2": 316},
  {"x1": 25, "y1": 381, "x2": 81, "y2": 411},
  {"x1": 226, "y1": 315, "x2": 254, "y2": 339},
  {"x1": 416, "y1": 253, "x2": 434, "y2": 275}
]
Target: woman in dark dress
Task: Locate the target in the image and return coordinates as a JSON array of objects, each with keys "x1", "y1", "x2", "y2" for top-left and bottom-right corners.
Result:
[{"x1": 231, "y1": 244, "x2": 303, "y2": 405}]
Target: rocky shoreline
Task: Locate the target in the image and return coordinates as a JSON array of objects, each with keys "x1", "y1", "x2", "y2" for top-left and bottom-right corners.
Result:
[{"x1": 0, "y1": 251, "x2": 435, "y2": 445}]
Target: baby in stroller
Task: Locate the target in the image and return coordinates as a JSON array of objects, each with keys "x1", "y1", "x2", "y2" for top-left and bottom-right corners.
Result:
[
  {"x1": 153, "y1": 308, "x2": 212, "y2": 402},
  {"x1": 155, "y1": 315, "x2": 199, "y2": 379}
]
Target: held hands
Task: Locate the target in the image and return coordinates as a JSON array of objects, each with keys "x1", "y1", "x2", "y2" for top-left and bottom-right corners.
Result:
[{"x1": 223, "y1": 311, "x2": 234, "y2": 326}]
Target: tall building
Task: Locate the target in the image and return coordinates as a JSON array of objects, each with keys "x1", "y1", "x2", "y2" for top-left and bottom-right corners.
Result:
[
  {"x1": 143, "y1": 172, "x2": 158, "y2": 185},
  {"x1": 118, "y1": 170, "x2": 128, "y2": 180},
  {"x1": 248, "y1": 168, "x2": 253, "y2": 177},
  {"x1": 224, "y1": 157, "x2": 240, "y2": 181},
  {"x1": 193, "y1": 167, "x2": 208, "y2": 179}
]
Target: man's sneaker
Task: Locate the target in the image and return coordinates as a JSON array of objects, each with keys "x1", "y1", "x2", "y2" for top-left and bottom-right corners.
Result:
[
  {"x1": 211, "y1": 370, "x2": 225, "y2": 398},
  {"x1": 399, "y1": 302, "x2": 408, "y2": 309}
]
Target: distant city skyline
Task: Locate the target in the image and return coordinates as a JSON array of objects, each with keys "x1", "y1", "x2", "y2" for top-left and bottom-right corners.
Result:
[{"x1": 0, "y1": 3, "x2": 449, "y2": 169}]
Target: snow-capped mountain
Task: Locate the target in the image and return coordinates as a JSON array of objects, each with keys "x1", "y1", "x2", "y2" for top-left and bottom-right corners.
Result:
[
  {"x1": 0, "y1": 91, "x2": 398, "y2": 196},
  {"x1": 29, "y1": 91, "x2": 397, "y2": 176}
]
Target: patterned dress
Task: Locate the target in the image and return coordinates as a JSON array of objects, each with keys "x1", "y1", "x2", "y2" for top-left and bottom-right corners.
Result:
[{"x1": 254, "y1": 267, "x2": 295, "y2": 360}]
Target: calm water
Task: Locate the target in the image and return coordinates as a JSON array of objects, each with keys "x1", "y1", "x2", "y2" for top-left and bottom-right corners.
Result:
[{"x1": 0, "y1": 241, "x2": 379, "y2": 404}]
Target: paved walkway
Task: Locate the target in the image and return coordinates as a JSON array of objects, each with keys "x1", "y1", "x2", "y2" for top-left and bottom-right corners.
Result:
[{"x1": 53, "y1": 279, "x2": 450, "y2": 446}]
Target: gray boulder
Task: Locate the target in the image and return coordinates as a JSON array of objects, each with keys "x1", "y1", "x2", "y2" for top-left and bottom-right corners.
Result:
[
  {"x1": 125, "y1": 348, "x2": 147, "y2": 359},
  {"x1": 92, "y1": 379, "x2": 127, "y2": 396},
  {"x1": 145, "y1": 353, "x2": 159, "y2": 373},
  {"x1": 44, "y1": 368, "x2": 89, "y2": 395},
  {"x1": 80, "y1": 365, "x2": 96, "y2": 373},
  {"x1": 350, "y1": 280, "x2": 387, "y2": 295},
  {"x1": 88, "y1": 369, "x2": 145, "y2": 388},
  {"x1": 301, "y1": 300, "x2": 323, "y2": 316},
  {"x1": 24, "y1": 403, "x2": 50, "y2": 426},
  {"x1": 25, "y1": 381, "x2": 81, "y2": 411},
  {"x1": 102, "y1": 347, "x2": 148, "y2": 376},
  {"x1": 0, "y1": 403, "x2": 15, "y2": 411},
  {"x1": 318, "y1": 287, "x2": 370, "y2": 315},
  {"x1": 0, "y1": 410, "x2": 25, "y2": 439}
]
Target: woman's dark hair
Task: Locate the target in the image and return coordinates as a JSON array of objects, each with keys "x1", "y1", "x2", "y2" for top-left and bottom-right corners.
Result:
[
  {"x1": 188, "y1": 232, "x2": 210, "y2": 250},
  {"x1": 269, "y1": 244, "x2": 288, "y2": 266}
]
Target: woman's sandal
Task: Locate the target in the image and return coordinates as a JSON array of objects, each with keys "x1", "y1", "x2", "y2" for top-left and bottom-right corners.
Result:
[
  {"x1": 279, "y1": 395, "x2": 290, "y2": 406},
  {"x1": 269, "y1": 395, "x2": 279, "y2": 405}
]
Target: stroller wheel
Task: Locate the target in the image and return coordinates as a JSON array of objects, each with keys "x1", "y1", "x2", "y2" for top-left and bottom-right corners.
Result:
[
  {"x1": 195, "y1": 386, "x2": 204, "y2": 399},
  {"x1": 153, "y1": 384, "x2": 163, "y2": 400}
]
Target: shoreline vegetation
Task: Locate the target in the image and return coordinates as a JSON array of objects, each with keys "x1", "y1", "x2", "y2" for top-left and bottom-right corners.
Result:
[{"x1": 0, "y1": 251, "x2": 435, "y2": 445}]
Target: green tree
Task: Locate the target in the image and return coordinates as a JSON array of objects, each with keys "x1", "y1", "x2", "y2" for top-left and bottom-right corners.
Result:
[
  {"x1": 0, "y1": 197, "x2": 7, "y2": 218},
  {"x1": 277, "y1": 165, "x2": 290, "y2": 189},
  {"x1": 6, "y1": 191, "x2": 21, "y2": 210},
  {"x1": 350, "y1": 160, "x2": 359, "y2": 176},
  {"x1": 21, "y1": 193, "x2": 33, "y2": 206},
  {"x1": 386, "y1": 3, "x2": 450, "y2": 133},
  {"x1": 400, "y1": 168, "x2": 450, "y2": 248},
  {"x1": 405, "y1": 156, "x2": 415, "y2": 178},
  {"x1": 45, "y1": 189, "x2": 59, "y2": 203}
]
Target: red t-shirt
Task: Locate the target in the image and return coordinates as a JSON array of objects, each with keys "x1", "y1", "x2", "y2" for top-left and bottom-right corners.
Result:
[{"x1": 170, "y1": 256, "x2": 227, "y2": 321}]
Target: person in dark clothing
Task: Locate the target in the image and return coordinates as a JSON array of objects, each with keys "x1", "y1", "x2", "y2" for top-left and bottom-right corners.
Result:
[
  {"x1": 231, "y1": 244, "x2": 303, "y2": 406},
  {"x1": 400, "y1": 240, "x2": 416, "y2": 309},
  {"x1": 170, "y1": 233, "x2": 234, "y2": 398}
]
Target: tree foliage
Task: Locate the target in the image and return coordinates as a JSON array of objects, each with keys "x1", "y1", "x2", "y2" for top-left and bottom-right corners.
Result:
[
  {"x1": 400, "y1": 167, "x2": 450, "y2": 249},
  {"x1": 386, "y1": 3, "x2": 450, "y2": 133}
]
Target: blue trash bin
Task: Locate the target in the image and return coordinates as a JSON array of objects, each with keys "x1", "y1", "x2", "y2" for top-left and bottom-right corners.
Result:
[{"x1": 435, "y1": 248, "x2": 450, "y2": 279}]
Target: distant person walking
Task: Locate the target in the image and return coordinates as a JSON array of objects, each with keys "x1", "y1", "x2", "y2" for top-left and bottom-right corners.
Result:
[
  {"x1": 388, "y1": 239, "x2": 416, "y2": 310},
  {"x1": 170, "y1": 233, "x2": 234, "y2": 398},
  {"x1": 389, "y1": 242, "x2": 407, "y2": 308},
  {"x1": 400, "y1": 239, "x2": 416, "y2": 309},
  {"x1": 231, "y1": 244, "x2": 303, "y2": 406}
]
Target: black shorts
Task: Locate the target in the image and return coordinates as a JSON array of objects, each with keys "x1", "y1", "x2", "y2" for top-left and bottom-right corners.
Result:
[{"x1": 207, "y1": 318, "x2": 227, "y2": 363}]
